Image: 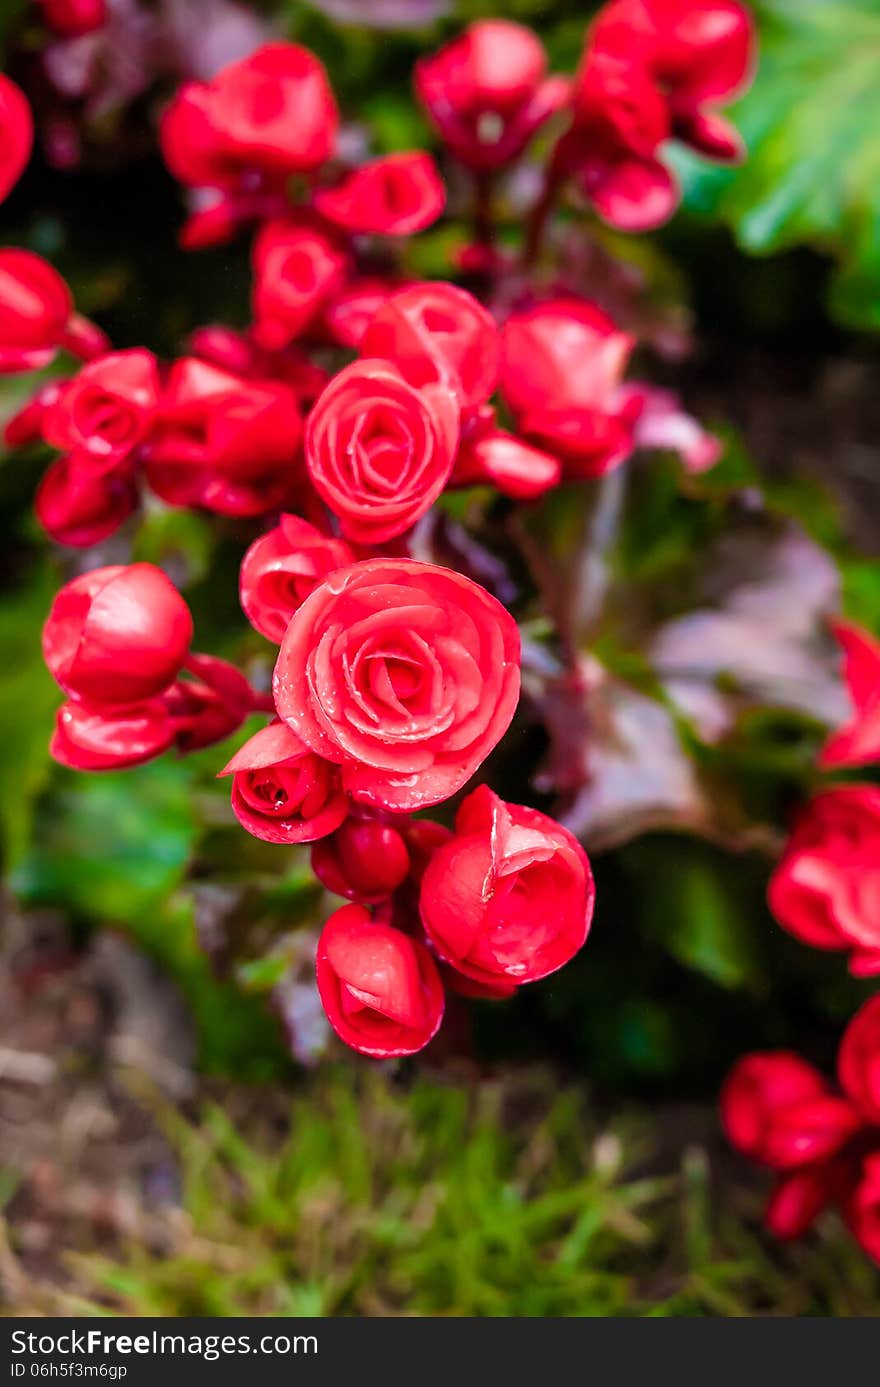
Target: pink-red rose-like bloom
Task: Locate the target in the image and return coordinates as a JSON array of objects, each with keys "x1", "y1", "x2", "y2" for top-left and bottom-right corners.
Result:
[
  {"x1": 768, "y1": 786, "x2": 880, "y2": 978},
  {"x1": 273, "y1": 558, "x2": 521, "y2": 812},
  {"x1": 820, "y1": 621, "x2": 880, "y2": 770},
  {"x1": 720, "y1": 1052, "x2": 834, "y2": 1167},
  {"x1": 316, "y1": 903, "x2": 445, "y2": 1057},
  {"x1": 160, "y1": 43, "x2": 338, "y2": 193},
  {"x1": 311, "y1": 815, "x2": 412, "y2": 904},
  {"x1": 42, "y1": 562, "x2": 193, "y2": 707},
  {"x1": 838, "y1": 996, "x2": 880, "y2": 1127},
  {"x1": 42, "y1": 348, "x2": 160, "y2": 467},
  {"x1": 420, "y1": 785, "x2": 594, "y2": 985},
  {"x1": 305, "y1": 359, "x2": 459, "y2": 545},
  {"x1": 145, "y1": 357, "x2": 303, "y2": 516},
  {"x1": 0, "y1": 75, "x2": 33, "y2": 204},
  {"x1": 240, "y1": 514, "x2": 354, "y2": 645},
  {"x1": 415, "y1": 20, "x2": 569, "y2": 172},
  {"x1": 501, "y1": 299, "x2": 635, "y2": 478},
  {"x1": 220, "y1": 719, "x2": 348, "y2": 846},
  {"x1": 315, "y1": 153, "x2": 446, "y2": 237},
  {"x1": 360, "y1": 281, "x2": 499, "y2": 411},
  {"x1": 50, "y1": 696, "x2": 176, "y2": 771},
  {"x1": 251, "y1": 218, "x2": 348, "y2": 352},
  {"x1": 318, "y1": 276, "x2": 403, "y2": 350},
  {"x1": 35, "y1": 454, "x2": 138, "y2": 547}
]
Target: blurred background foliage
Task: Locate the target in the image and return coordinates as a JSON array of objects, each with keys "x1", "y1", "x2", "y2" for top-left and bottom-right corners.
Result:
[{"x1": 1, "y1": 0, "x2": 879, "y2": 1314}]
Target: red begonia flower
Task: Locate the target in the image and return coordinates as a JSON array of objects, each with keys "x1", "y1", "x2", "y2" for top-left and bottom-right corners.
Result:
[
  {"x1": 820, "y1": 621, "x2": 880, "y2": 769},
  {"x1": 273, "y1": 558, "x2": 520, "y2": 812},
  {"x1": 50, "y1": 696, "x2": 175, "y2": 771},
  {"x1": 316, "y1": 903, "x2": 445, "y2": 1057},
  {"x1": 420, "y1": 785, "x2": 594, "y2": 985},
  {"x1": 35, "y1": 453, "x2": 138, "y2": 547},
  {"x1": 251, "y1": 217, "x2": 348, "y2": 352},
  {"x1": 838, "y1": 996, "x2": 880, "y2": 1127},
  {"x1": 42, "y1": 562, "x2": 193, "y2": 706},
  {"x1": 220, "y1": 719, "x2": 348, "y2": 845},
  {"x1": 42, "y1": 348, "x2": 160, "y2": 468},
  {"x1": 240, "y1": 514, "x2": 354, "y2": 645},
  {"x1": 305, "y1": 358, "x2": 459, "y2": 545},
  {"x1": 311, "y1": 815, "x2": 412, "y2": 904},
  {"x1": 720, "y1": 1051, "x2": 830, "y2": 1166},
  {"x1": 315, "y1": 153, "x2": 445, "y2": 236}
]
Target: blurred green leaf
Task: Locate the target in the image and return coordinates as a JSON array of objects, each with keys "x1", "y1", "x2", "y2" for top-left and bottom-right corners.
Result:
[
  {"x1": 0, "y1": 560, "x2": 60, "y2": 872},
  {"x1": 676, "y1": 0, "x2": 880, "y2": 329}
]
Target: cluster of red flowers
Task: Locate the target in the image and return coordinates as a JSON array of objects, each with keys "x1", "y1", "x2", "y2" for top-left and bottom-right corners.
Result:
[
  {"x1": 2, "y1": 8, "x2": 754, "y2": 1058},
  {"x1": 722, "y1": 997, "x2": 880, "y2": 1264},
  {"x1": 725, "y1": 621, "x2": 880, "y2": 1263}
]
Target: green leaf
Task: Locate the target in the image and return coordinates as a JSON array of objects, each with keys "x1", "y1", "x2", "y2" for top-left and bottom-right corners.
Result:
[
  {"x1": 0, "y1": 561, "x2": 61, "y2": 872},
  {"x1": 676, "y1": 0, "x2": 880, "y2": 329}
]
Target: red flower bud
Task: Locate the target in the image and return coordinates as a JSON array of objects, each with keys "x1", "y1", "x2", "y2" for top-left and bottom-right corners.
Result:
[
  {"x1": 273, "y1": 558, "x2": 520, "y2": 813},
  {"x1": 240, "y1": 514, "x2": 354, "y2": 644},
  {"x1": 314, "y1": 153, "x2": 445, "y2": 236},
  {"x1": 42, "y1": 349, "x2": 160, "y2": 467},
  {"x1": 50, "y1": 696, "x2": 174, "y2": 771},
  {"x1": 759, "y1": 1096, "x2": 861, "y2": 1171},
  {"x1": 0, "y1": 250, "x2": 72, "y2": 374},
  {"x1": 35, "y1": 453, "x2": 138, "y2": 548},
  {"x1": 251, "y1": 218, "x2": 348, "y2": 351},
  {"x1": 42, "y1": 562, "x2": 193, "y2": 706},
  {"x1": 0, "y1": 75, "x2": 32, "y2": 204},
  {"x1": 37, "y1": 0, "x2": 106, "y2": 37},
  {"x1": 415, "y1": 21, "x2": 568, "y2": 172},
  {"x1": 720, "y1": 1052, "x2": 829, "y2": 1166},
  {"x1": 220, "y1": 719, "x2": 348, "y2": 845},
  {"x1": 820, "y1": 621, "x2": 880, "y2": 770},
  {"x1": 146, "y1": 357, "x2": 303, "y2": 517},
  {"x1": 305, "y1": 359, "x2": 459, "y2": 545},
  {"x1": 360, "y1": 281, "x2": 499, "y2": 410},
  {"x1": 838, "y1": 996, "x2": 880, "y2": 1126},
  {"x1": 768, "y1": 786, "x2": 880, "y2": 967},
  {"x1": 160, "y1": 43, "x2": 338, "y2": 192},
  {"x1": 316, "y1": 903, "x2": 445, "y2": 1057},
  {"x1": 420, "y1": 785, "x2": 594, "y2": 985},
  {"x1": 311, "y1": 816, "x2": 411, "y2": 903}
]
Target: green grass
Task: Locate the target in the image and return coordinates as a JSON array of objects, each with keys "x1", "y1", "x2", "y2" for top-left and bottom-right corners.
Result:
[{"x1": 10, "y1": 1068, "x2": 877, "y2": 1318}]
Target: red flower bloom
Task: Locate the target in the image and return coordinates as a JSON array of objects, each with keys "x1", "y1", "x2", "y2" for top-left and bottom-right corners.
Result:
[
  {"x1": 304, "y1": 359, "x2": 459, "y2": 544},
  {"x1": 845, "y1": 1152, "x2": 880, "y2": 1266},
  {"x1": 838, "y1": 996, "x2": 880, "y2": 1126},
  {"x1": 720, "y1": 1052, "x2": 832, "y2": 1165},
  {"x1": 42, "y1": 348, "x2": 160, "y2": 467},
  {"x1": 316, "y1": 903, "x2": 445, "y2": 1057},
  {"x1": 311, "y1": 815, "x2": 411, "y2": 903},
  {"x1": 768, "y1": 786, "x2": 880, "y2": 975},
  {"x1": 820, "y1": 621, "x2": 880, "y2": 770},
  {"x1": 42, "y1": 562, "x2": 193, "y2": 706},
  {"x1": 240, "y1": 514, "x2": 354, "y2": 645},
  {"x1": 37, "y1": 0, "x2": 107, "y2": 37},
  {"x1": 220, "y1": 719, "x2": 348, "y2": 845},
  {"x1": 420, "y1": 785, "x2": 594, "y2": 985},
  {"x1": 415, "y1": 20, "x2": 569, "y2": 172},
  {"x1": 0, "y1": 250, "x2": 72, "y2": 374},
  {"x1": 501, "y1": 299, "x2": 635, "y2": 477},
  {"x1": 251, "y1": 218, "x2": 348, "y2": 352},
  {"x1": 273, "y1": 557, "x2": 521, "y2": 812},
  {"x1": 160, "y1": 43, "x2": 338, "y2": 192},
  {"x1": 564, "y1": 48, "x2": 675, "y2": 233},
  {"x1": 0, "y1": 75, "x2": 32, "y2": 204},
  {"x1": 50, "y1": 696, "x2": 175, "y2": 771},
  {"x1": 35, "y1": 453, "x2": 138, "y2": 547},
  {"x1": 765, "y1": 1165, "x2": 840, "y2": 1242},
  {"x1": 360, "y1": 281, "x2": 499, "y2": 410},
  {"x1": 593, "y1": 0, "x2": 754, "y2": 161},
  {"x1": 146, "y1": 357, "x2": 303, "y2": 516},
  {"x1": 314, "y1": 153, "x2": 445, "y2": 236}
]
